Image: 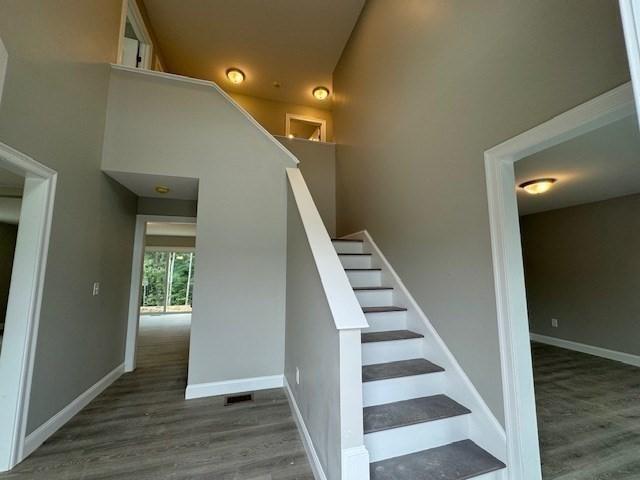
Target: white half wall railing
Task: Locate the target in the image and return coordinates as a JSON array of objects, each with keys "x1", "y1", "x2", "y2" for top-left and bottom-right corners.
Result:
[{"x1": 284, "y1": 167, "x2": 370, "y2": 480}]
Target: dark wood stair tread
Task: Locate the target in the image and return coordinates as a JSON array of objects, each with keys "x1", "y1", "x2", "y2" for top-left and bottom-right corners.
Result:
[
  {"x1": 354, "y1": 286, "x2": 393, "y2": 291},
  {"x1": 370, "y1": 440, "x2": 506, "y2": 480},
  {"x1": 362, "y1": 330, "x2": 423, "y2": 343},
  {"x1": 363, "y1": 359, "x2": 444, "y2": 383},
  {"x1": 338, "y1": 253, "x2": 372, "y2": 256},
  {"x1": 345, "y1": 268, "x2": 382, "y2": 271},
  {"x1": 363, "y1": 306, "x2": 407, "y2": 314},
  {"x1": 363, "y1": 394, "x2": 470, "y2": 434},
  {"x1": 331, "y1": 238, "x2": 363, "y2": 242}
]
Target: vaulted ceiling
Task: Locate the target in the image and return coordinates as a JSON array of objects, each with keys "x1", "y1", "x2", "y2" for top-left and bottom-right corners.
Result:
[{"x1": 142, "y1": 0, "x2": 365, "y2": 107}]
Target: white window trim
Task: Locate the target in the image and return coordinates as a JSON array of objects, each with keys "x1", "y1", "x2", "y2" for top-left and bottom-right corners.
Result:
[
  {"x1": 285, "y1": 113, "x2": 327, "y2": 142},
  {"x1": 484, "y1": 82, "x2": 635, "y2": 480}
]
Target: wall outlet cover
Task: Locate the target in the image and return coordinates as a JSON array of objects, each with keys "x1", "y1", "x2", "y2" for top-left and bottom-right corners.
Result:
[
  {"x1": 551, "y1": 318, "x2": 559, "y2": 328},
  {"x1": 92, "y1": 282, "x2": 100, "y2": 296},
  {"x1": 295, "y1": 367, "x2": 300, "y2": 385}
]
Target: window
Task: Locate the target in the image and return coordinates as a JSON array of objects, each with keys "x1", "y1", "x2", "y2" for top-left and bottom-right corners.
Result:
[{"x1": 140, "y1": 251, "x2": 195, "y2": 314}]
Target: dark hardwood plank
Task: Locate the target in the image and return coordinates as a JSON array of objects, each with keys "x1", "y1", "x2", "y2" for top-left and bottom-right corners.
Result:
[{"x1": 0, "y1": 315, "x2": 312, "y2": 479}]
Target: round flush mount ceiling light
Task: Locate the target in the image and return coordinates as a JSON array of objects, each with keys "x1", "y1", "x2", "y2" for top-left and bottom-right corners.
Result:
[
  {"x1": 226, "y1": 68, "x2": 245, "y2": 84},
  {"x1": 312, "y1": 86, "x2": 330, "y2": 100},
  {"x1": 155, "y1": 185, "x2": 170, "y2": 194},
  {"x1": 519, "y1": 178, "x2": 557, "y2": 195}
]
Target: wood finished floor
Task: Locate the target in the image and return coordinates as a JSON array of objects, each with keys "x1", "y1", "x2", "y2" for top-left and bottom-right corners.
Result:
[
  {"x1": 533, "y1": 342, "x2": 640, "y2": 480},
  {"x1": 1, "y1": 314, "x2": 313, "y2": 480}
]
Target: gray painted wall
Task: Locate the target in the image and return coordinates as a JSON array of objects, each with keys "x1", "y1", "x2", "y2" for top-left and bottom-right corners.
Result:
[
  {"x1": 102, "y1": 69, "x2": 296, "y2": 387},
  {"x1": 333, "y1": 0, "x2": 630, "y2": 421},
  {"x1": 0, "y1": 1, "x2": 137, "y2": 433},
  {"x1": 0, "y1": 222, "x2": 17, "y2": 325},
  {"x1": 284, "y1": 186, "x2": 341, "y2": 480},
  {"x1": 137, "y1": 197, "x2": 198, "y2": 217},
  {"x1": 277, "y1": 137, "x2": 336, "y2": 236},
  {"x1": 146, "y1": 235, "x2": 196, "y2": 249},
  {"x1": 521, "y1": 193, "x2": 640, "y2": 355}
]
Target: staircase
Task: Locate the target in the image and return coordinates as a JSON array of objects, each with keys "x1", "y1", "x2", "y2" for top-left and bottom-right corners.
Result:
[{"x1": 332, "y1": 236, "x2": 507, "y2": 480}]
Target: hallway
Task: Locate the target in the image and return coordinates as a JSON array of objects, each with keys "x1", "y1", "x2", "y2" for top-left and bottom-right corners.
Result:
[{"x1": 1, "y1": 314, "x2": 312, "y2": 479}]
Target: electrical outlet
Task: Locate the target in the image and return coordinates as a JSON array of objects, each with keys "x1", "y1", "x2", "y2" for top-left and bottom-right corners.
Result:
[
  {"x1": 551, "y1": 318, "x2": 558, "y2": 328},
  {"x1": 296, "y1": 367, "x2": 300, "y2": 385},
  {"x1": 92, "y1": 282, "x2": 100, "y2": 296}
]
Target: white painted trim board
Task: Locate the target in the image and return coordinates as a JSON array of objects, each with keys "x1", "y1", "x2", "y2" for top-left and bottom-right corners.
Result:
[
  {"x1": 23, "y1": 363, "x2": 124, "y2": 458},
  {"x1": 0, "y1": 143, "x2": 57, "y2": 472},
  {"x1": 284, "y1": 378, "x2": 328, "y2": 480},
  {"x1": 530, "y1": 334, "x2": 640, "y2": 368},
  {"x1": 185, "y1": 374, "x2": 284, "y2": 400},
  {"x1": 484, "y1": 81, "x2": 635, "y2": 480}
]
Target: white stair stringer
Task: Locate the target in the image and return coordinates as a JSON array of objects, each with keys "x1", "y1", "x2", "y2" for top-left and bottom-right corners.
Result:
[{"x1": 340, "y1": 230, "x2": 508, "y2": 475}]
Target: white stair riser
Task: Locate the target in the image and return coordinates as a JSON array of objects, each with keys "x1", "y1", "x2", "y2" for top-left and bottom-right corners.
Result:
[
  {"x1": 365, "y1": 415, "x2": 469, "y2": 462},
  {"x1": 363, "y1": 372, "x2": 446, "y2": 407},
  {"x1": 362, "y1": 338, "x2": 423, "y2": 366},
  {"x1": 471, "y1": 471, "x2": 506, "y2": 480},
  {"x1": 355, "y1": 290, "x2": 393, "y2": 307},
  {"x1": 363, "y1": 311, "x2": 407, "y2": 333},
  {"x1": 346, "y1": 270, "x2": 381, "y2": 287},
  {"x1": 332, "y1": 241, "x2": 364, "y2": 254},
  {"x1": 339, "y1": 255, "x2": 372, "y2": 269}
]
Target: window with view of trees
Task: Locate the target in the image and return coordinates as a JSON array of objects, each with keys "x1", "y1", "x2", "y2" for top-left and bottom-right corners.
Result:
[{"x1": 141, "y1": 251, "x2": 195, "y2": 314}]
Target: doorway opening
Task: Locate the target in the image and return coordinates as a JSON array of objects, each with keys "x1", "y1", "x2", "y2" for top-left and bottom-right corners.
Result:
[
  {"x1": 485, "y1": 83, "x2": 636, "y2": 479},
  {"x1": 0, "y1": 143, "x2": 56, "y2": 472},
  {"x1": 118, "y1": 0, "x2": 154, "y2": 70},
  {"x1": 285, "y1": 113, "x2": 327, "y2": 142},
  {"x1": 125, "y1": 216, "x2": 197, "y2": 373}
]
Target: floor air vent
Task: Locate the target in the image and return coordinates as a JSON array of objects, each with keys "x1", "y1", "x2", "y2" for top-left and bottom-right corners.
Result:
[{"x1": 224, "y1": 393, "x2": 254, "y2": 405}]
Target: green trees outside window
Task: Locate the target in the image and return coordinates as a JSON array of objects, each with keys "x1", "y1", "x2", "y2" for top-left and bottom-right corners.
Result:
[{"x1": 141, "y1": 250, "x2": 195, "y2": 313}]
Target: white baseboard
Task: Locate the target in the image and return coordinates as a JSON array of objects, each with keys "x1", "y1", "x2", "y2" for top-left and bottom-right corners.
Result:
[
  {"x1": 531, "y1": 333, "x2": 640, "y2": 367},
  {"x1": 185, "y1": 374, "x2": 284, "y2": 400},
  {"x1": 23, "y1": 363, "x2": 124, "y2": 458},
  {"x1": 284, "y1": 378, "x2": 328, "y2": 480}
]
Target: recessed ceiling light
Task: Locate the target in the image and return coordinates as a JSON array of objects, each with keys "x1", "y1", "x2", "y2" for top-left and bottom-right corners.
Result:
[
  {"x1": 519, "y1": 178, "x2": 557, "y2": 195},
  {"x1": 226, "y1": 68, "x2": 245, "y2": 84},
  {"x1": 155, "y1": 185, "x2": 170, "y2": 194},
  {"x1": 312, "y1": 86, "x2": 330, "y2": 101}
]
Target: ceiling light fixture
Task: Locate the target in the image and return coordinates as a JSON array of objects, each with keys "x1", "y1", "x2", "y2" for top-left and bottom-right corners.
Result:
[
  {"x1": 312, "y1": 86, "x2": 330, "y2": 101},
  {"x1": 155, "y1": 185, "x2": 170, "y2": 194},
  {"x1": 226, "y1": 68, "x2": 245, "y2": 84},
  {"x1": 518, "y1": 178, "x2": 557, "y2": 195}
]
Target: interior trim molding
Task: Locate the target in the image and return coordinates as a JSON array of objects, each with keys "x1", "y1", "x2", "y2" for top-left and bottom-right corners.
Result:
[
  {"x1": 0, "y1": 143, "x2": 57, "y2": 472},
  {"x1": 484, "y1": 81, "x2": 635, "y2": 480},
  {"x1": 23, "y1": 363, "x2": 124, "y2": 459},
  {"x1": 185, "y1": 374, "x2": 284, "y2": 400},
  {"x1": 530, "y1": 334, "x2": 640, "y2": 368},
  {"x1": 284, "y1": 378, "x2": 328, "y2": 480},
  {"x1": 125, "y1": 215, "x2": 197, "y2": 373}
]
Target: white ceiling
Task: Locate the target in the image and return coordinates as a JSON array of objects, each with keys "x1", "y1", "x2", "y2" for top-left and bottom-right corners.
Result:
[
  {"x1": 142, "y1": 0, "x2": 365, "y2": 107},
  {"x1": 515, "y1": 115, "x2": 640, "y2": 216},
  {"x1": 146, "y1": 222, "x2": 196, "y2": 237},
  {"x1": 104, "y1": 170, "x2": 199, "y2": 200}
]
